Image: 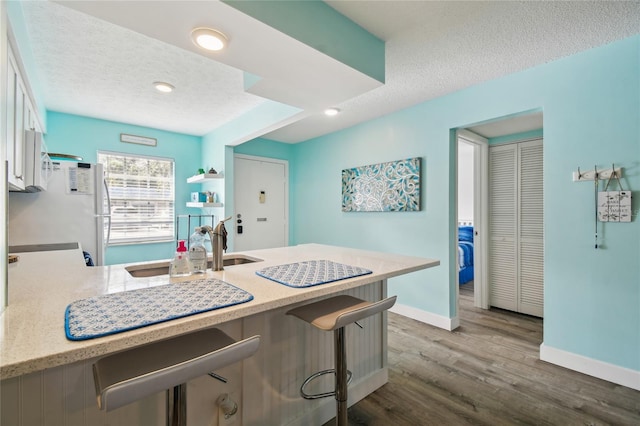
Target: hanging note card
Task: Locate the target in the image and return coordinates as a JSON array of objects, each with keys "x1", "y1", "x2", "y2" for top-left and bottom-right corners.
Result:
[
  {"x1": 608, "y1": 191, "x2": 621, "y2": 222},
  {"x1": 598, "y1": 191, "x2": 632, "y2": 222},
  {"x1": 619, "y1": 191, "x2": 632, "y2": 222}
]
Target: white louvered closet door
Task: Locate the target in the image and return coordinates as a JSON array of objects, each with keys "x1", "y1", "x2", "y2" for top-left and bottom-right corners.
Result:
[
  {"x1": 489, "y1": 145, "x2": 518, "y2": 312},
  {"x1": 489, "y1": 139, "x2": 544, "y2": 317}
]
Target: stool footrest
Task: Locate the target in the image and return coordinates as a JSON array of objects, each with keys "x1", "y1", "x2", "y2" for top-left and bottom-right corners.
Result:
[{"x1": 300, "y1": 369, "x2": 353, "y2": 400}]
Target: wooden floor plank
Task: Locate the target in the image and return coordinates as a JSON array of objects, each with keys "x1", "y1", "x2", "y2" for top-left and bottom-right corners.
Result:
[{"x1": 323, "y1": 282, "x2": 640, "y2": 425}]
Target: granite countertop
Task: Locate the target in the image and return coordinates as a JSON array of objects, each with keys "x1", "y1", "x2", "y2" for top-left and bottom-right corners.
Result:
[{"x1": 1, "y1": 244, "x2": 439, "y2": 379}]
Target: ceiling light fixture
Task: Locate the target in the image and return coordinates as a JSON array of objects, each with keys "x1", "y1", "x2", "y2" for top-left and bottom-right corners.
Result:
[
  {"x1": 324, "y1": 107, "x2": 340, "y2": 116},
  {"x1": 191, "y1": 27, "x2": 228, "y2": 51},
  {"x1": 153, "y1": 82, "x2": 174, "y2": 93}
]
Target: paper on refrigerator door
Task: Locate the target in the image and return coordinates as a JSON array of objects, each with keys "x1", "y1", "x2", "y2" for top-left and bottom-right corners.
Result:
[{"x1": 66, "y1": 165, "x2": 94, "y2": 195}]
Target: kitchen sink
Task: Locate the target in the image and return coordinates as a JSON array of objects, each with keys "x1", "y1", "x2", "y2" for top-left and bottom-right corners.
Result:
[{"x1": 125, "y1": 255, "x2": 262, "y2": 278}]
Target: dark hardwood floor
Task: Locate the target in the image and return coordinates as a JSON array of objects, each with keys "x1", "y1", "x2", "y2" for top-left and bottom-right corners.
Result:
[{"x1": 325, "y1": 281, "x2": 640, "y2": 425}]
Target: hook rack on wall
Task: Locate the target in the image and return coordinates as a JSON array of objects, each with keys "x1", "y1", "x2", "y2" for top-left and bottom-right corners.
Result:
[
  {"x1": 574, "y1": 164, "x2": 632, "y2": 249},
  {"x1": 572, "y1": 166, "x2": 622, "y2": 182}
]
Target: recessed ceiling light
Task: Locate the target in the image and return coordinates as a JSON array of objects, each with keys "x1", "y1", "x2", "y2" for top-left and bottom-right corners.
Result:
[
  {"x1": 153, "y1": 82, "x2": 174, "y2": 93},
  {"x1": 191, "y1": 27, "x2": 228, "y2": 51},
  {"x1": 324, "y1": 107, "x2": 340, "y2": 116}
]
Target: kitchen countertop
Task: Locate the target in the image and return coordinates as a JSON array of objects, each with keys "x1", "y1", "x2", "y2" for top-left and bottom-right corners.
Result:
[{"x1": 1, "y1": 244, "x2": 439, "y2": 379}]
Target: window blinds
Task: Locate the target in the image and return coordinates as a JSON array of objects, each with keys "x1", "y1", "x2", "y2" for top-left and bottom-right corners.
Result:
[{"x1": 98, "y1": 152, "x2": 175, "y2": 244}]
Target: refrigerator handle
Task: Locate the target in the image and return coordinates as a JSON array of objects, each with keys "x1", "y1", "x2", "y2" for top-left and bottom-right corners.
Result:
[{"x1": 104, "y1": 178, "x2": 112, "y2": 246}]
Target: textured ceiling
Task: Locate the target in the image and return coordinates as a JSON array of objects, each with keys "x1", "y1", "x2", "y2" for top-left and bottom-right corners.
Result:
[
  {"x1": 18, "y1": 1, "x2": 640, "y2": 142},
  {"x1": 21, "y1": 1, "x2": 265, "y2": 136}
]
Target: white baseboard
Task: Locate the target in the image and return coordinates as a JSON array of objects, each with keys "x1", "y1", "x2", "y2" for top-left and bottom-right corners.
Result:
[
  {"x1": 540, "y1": 343, "x2": 640, "y2": 391},
  {"x1": 390, "y1": 303, "x2": 458, "y2": 331}
]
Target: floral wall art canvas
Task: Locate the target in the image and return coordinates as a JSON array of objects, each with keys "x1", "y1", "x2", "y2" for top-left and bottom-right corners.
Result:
[{"x1": 342, "y1": 157, "x2": 421, "y2": 212}]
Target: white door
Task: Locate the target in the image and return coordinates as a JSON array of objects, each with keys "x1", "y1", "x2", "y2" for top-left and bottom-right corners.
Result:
[
  {"x1": 488, "y1": 139, "x2": 544, "y2": 317},
  {"x1": 233, "y1": 155, "x2": 288, "y2": 251}
]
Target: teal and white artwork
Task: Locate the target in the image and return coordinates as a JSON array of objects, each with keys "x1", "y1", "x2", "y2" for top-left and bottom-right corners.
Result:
[{"x1": 342, "y1": 157, "x2": 421, "y2": 212}]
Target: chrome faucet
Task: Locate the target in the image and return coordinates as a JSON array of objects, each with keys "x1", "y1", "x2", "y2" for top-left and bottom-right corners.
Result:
[{"x1": 201, "y1": 216, "x2": 232, "y2": 271}]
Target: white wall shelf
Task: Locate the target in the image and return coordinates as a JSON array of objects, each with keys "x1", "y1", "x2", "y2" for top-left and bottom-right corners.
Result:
[
  {"x1": 186, "y1": 202, "x2": 223, "y2": 208},
  {"x1": 187, "y1": 174, "x2": 223, "y2": 208},
  {"x1": 187, "y1": 173, "x2": 223, "y2": 183}
]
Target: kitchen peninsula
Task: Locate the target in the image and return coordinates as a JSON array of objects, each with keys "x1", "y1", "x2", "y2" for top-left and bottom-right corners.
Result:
[{"x1": 2, "y1": 244, "x2": 438, "y2": 425}]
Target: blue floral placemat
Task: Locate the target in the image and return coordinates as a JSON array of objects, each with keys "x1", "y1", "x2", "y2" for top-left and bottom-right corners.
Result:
[
  {"x1": 256, "y1": 260, "x2": 372, "y2": 288},
  {"x1": 65, "y1": 279, "x2": 253, "y2": 341}
]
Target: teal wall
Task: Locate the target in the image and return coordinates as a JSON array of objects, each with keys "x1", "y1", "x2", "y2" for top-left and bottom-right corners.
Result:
[
  {"x1": 234, "y1": 137, "x2": 295, "y2": 162},
  {"x1": 45, "y1": 111, "x2": 202, "y2": 265},
  {"x1": 488, "y1": 128, "x2": 544, "y2": 145},
  {"x1": 289, "y1": 35, "x2": 640, "y2": 371},
  {"x1": 200, "y1": 126, "x2": 234, "y2": 248}
]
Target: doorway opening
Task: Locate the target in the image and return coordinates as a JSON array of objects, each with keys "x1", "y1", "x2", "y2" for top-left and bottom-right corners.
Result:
[
  {"x1": 455, "y1": 111, "x2": 544, "y2": 317},
  {"x1": 456, "y1": 130, "x2": 488, "y2": 310}
]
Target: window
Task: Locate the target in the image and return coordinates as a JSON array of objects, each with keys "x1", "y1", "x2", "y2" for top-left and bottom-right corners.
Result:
[{"x1": 98, "y1": 151, "x2": 174, "y2": 244}]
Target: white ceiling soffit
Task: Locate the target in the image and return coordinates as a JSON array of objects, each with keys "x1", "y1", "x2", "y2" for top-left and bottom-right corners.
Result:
[
  {"x1": 46, "y1": 0, "x2": 382, "y2": 141},
  {"x1": 21, "y1": 1, "x2": 640, "y2": 143}
]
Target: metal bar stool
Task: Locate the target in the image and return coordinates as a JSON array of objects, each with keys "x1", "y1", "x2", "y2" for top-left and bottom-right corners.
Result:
[
  {"x1": 287, "y1": 295, "x2": 397, "y2": 426},
  {"x1": 92, "y1": 327, "x2": 260, "y2": 426}
]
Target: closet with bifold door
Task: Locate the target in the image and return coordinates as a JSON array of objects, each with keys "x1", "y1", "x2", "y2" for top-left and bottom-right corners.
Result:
[{"x1": 488, "y1": 139, "x2": 544, "y2": 317}]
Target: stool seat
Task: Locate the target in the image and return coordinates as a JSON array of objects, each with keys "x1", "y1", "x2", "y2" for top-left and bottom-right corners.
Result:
[
  {"x1": 286, "y1": 294, "x2": 397, "y2": 331},
  {"x1": 287, "y1": 294, "x2": 396, "y2": 426},
  {"x1": 93, "y1": 328, "x2": 260, "y2": 412}
]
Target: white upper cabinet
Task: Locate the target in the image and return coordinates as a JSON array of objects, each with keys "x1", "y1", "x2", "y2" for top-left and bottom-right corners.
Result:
[
  {"x1": 6, "y1": 41, "x2": 42, "y2": 191},
  {"x1": 6, "y1": 45, "x2": 24, "y2": 190}
]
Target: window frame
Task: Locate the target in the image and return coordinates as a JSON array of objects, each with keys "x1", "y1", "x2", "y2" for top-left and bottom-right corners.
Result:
[{"x1": 98, "y1": 150, "x2": 175, "y2": 246}]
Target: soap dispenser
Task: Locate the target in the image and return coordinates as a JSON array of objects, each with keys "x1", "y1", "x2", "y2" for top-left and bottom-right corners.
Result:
[
  {"x1": 189, "y1": 227, "x2": 208, "y2": 274},
  {"x1": 170, "y1": 240, "x2": 193, "y2": 277}
]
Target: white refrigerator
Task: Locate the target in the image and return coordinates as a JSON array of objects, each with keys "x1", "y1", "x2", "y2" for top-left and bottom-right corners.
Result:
[{"x1": 8, "y1": 161, "x2": 111, "y2": 266}]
